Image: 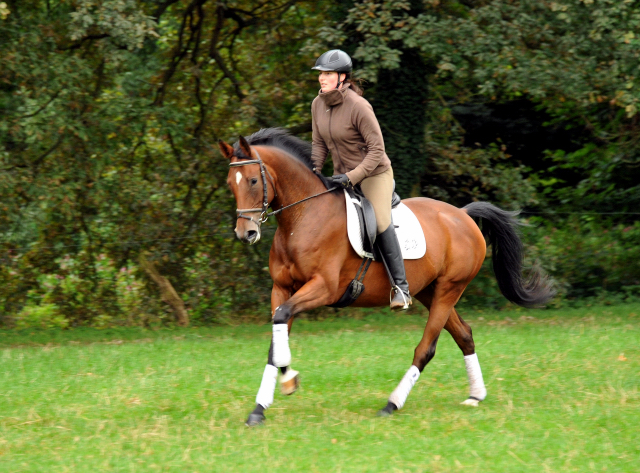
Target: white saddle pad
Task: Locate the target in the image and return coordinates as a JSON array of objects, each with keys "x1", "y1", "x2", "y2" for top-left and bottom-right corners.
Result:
[{"x1": 344, "y1": 190, "x2": 426, "y2": 260}]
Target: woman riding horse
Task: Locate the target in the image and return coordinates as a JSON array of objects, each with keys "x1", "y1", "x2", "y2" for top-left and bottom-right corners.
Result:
[
  {"x1": 311, "y1": 49, "x2": 411, "y2": 311},
  {"x1": 219, "y1": 51, "x2": 554, "y2": 427}
]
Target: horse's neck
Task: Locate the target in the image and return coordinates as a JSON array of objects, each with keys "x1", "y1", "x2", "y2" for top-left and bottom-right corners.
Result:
[{"x1": 265, "y1": 152, "x2": 335, "y2": 231}]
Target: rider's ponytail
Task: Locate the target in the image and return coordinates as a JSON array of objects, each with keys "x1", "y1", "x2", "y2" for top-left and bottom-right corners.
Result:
[{"x1": 345, "y1": 73, "x2": 364, "y2": 96}]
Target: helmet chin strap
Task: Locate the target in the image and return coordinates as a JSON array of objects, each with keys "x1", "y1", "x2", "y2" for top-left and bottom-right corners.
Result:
[{"x1": 335, "y1": 73, "x2": 345, "y2": 89}]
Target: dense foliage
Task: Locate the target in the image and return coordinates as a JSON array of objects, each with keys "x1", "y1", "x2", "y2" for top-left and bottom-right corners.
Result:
[{"x1": 0, "y1": 1, "x2": 638, "y2": 327}]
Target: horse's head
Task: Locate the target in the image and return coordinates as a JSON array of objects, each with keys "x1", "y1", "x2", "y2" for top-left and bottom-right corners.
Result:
[{"x1": 219, "y1": 136, "x2": 276, "y2": 245}]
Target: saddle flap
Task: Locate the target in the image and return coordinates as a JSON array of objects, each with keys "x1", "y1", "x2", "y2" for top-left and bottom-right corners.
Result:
[
  {"x1": 360, "y1": 197, "x2": 377, "y2": 250},
  {"x1": 347, "y1": 187, "x2": 377, "y2": 252},
  {"x1": 391, "y1": 192, "x2": 401, "y2": 209}
]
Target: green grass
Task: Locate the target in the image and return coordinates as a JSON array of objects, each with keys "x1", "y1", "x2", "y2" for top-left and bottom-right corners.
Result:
[{"x1": 1, "y1": 304, "x2": 639, "y2": 472}]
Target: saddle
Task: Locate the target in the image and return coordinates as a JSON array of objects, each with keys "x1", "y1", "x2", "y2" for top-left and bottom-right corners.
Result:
[
  {"x1": 345, "y1": 185, "x2": 402, "y2": 260},
  {"x1": 328, "y1": 185, "x2": 410, "y2": 309}
]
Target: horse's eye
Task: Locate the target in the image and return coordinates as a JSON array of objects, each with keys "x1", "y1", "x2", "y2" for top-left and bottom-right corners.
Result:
[{"x1": 250, "y1": 178, "x2": 258, "y2": 186}]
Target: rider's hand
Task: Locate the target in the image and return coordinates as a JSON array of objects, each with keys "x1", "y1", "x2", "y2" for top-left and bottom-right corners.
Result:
[{"x1": 331, "y1": 174, "x2": 352, "y2": 189}]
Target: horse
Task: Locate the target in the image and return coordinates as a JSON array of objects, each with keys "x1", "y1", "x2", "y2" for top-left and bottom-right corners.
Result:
[{"x1": 218, "y1": 128, "x2": 554, "y2": 426}]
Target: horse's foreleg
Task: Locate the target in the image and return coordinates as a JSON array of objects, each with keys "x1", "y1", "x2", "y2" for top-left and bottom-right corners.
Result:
[
  {"x1": 246, "y1": 284, "x2": 291, "y2": 426},
  {"x1": 271, "y1": 275, "x2": 333, "y2": 382},
  {"x1": 272, "y1": 307, "x2": 300, "y2": 396},
  {"x1": 444, "y1": 308, "x2": 487, "y2": 406},
  {"x1": 379, "y1": 283, "x2": 464, "y2": 416},
  {"x1": 246, "y1": 277, "x2": 332, "y2": 426}
]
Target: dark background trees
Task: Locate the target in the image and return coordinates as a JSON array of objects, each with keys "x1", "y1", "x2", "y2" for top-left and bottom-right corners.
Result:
[{"x1": 1, "y1": 0, "x2": 638, "y2": 327}]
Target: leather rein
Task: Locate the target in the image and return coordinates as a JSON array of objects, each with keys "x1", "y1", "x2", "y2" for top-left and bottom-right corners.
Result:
[{"x1": 229, "y1": 151, "x2": 339, "y2": 238}]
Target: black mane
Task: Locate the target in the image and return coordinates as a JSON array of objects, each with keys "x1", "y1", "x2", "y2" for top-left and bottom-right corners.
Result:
[{"x1": 233, "y1": 128, "x2": 332, "y2": 188}]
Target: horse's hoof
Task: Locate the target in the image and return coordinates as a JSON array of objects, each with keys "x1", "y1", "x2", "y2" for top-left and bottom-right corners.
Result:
[
  {"x1": 460, "y1": 397, "x2": 480, "y2": 407},
  {"x1": 279, "y1": 369, "x2": 300, "y2": 396},
  {"x1": 377, "y1": 401, "x2": 398, "y2": 417},
  {"x1": 245, "y1": 413, "x2": 265, "y2": 427}
]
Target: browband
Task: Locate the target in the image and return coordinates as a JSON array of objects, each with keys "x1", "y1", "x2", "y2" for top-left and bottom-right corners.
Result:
[{"x1": 229, "y1": 159, "x2": 261, "y2": 167}]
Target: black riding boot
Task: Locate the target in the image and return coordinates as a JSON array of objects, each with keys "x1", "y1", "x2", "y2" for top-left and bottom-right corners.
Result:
[{"x1": 376, "y1": 224, "x2": 412, "y2": 311}]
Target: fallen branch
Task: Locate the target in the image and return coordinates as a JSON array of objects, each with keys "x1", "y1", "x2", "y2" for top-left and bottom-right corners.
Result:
[{"x1": 139, "y1": 254, "x2": 189, "y2": 326}]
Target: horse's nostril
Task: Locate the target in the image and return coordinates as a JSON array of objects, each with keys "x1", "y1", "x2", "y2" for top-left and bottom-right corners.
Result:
[{"x1": 247, "y1": 230, "x2": 258, "y2": 241}]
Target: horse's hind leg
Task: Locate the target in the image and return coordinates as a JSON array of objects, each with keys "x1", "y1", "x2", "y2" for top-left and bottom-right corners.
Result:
[
  {"x1": 378, "y1": 282, "x2": 464, "y2": 416},
  {"x1": 445, "y1": 308, "x2": 487, "y2": 406}
]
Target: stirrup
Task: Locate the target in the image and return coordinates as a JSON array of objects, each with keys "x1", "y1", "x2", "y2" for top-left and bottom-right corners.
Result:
[{"x1": 390, "y1": 286, "x2": 411, "y2": 311}]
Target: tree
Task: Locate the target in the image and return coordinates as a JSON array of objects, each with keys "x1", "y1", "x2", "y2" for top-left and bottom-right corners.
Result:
[
  {"x1": 312, "y1": 0, "x2": 537, "y2": 204},
  {"x1": 0, "y1": 0, "x2": 325, "y2": 325}
]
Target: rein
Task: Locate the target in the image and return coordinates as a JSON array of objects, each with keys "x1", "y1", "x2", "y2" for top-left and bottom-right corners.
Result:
[
  {"x1": 267, "y1": 187, "x2": 338, "y2": 218},
  {"x1": 229, "y1": 150, "x2": 339, "y2": 242}
]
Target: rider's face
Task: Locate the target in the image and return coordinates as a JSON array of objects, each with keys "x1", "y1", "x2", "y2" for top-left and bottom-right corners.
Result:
[{"x1": 318, "y1": 71, "x2": 344, "y2": 93}]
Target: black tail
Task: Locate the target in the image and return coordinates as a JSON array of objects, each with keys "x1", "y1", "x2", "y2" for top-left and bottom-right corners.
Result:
[{"x1": 464, "y1": 202, "x2": 555, "y2": 308}]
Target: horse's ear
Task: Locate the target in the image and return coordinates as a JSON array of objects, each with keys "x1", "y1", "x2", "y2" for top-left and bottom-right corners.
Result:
[
  {"x1": 218, "y1": 140, "x2": 235, "y2": 160},
  {"x1": 238, "y1": 136, "x2": 252, "y2": 157}
]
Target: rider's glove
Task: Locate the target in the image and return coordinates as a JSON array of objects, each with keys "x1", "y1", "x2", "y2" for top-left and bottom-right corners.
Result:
[{"x1": 331, "y1": 174, "x2": 352, "y2": 189}]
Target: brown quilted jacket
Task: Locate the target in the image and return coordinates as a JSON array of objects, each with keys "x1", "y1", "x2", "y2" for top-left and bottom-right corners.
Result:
[{"x1": 311, "y1": 85, "x2": 391, "y2": 185}]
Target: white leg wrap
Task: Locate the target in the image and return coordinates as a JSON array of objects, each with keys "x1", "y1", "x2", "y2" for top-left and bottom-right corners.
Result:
[
  {"x1": 388, "y1": 365, "x2": 420, "y2": 410},
  {"x1": 272, "y1": 324, "x2": 291, "y2": 368},
  {"x1": 464, "y1": 353, "x2": 487, "y2": 402},
  {"x1": 255, "y1": 364, "x2": 278, "y2": 409}
]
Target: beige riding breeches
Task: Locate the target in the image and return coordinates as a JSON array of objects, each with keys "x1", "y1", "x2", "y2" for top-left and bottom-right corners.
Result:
[{"x1": 359, "y1": 167, "x2": 395, "y2": 234}]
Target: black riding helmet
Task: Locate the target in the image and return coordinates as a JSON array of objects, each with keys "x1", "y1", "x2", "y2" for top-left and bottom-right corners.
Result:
[{"x1": 312, "y1": 49, "x2": 352, "y2": 73}]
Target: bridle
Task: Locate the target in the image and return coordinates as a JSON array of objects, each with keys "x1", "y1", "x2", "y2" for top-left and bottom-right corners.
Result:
[
  {"x1": 229, "y1": 150, "x2": 273, "y2": 228},
  {"x1": 229, "y1": 149, "x2": 340, "y2": 244}
]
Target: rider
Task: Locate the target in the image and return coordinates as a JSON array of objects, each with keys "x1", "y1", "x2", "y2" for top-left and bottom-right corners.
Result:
[{"x1": 311, "y1": 49, "x2": 411, "y2": 311}]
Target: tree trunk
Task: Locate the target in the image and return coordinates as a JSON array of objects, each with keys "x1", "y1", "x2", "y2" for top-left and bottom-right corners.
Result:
[
  {"x1": 139, "y1": 254, "x2": 189, "y2": 326},
  {"x1": 369, "y1": 48, "x2": 429, "y2": 198}
]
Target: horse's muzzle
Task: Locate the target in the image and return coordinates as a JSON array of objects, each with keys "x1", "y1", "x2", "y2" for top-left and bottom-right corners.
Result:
[{"x1": 238, "y1": 228, "x2": 261, "y2": 245}]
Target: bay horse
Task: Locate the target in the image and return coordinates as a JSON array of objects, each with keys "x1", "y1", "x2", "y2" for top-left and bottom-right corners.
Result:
[{"x1": 218, "y1": 128, "x2": 554, "y2": 426}]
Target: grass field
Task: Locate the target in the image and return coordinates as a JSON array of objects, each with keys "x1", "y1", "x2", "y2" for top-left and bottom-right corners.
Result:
[{"x1": 1, "y1": 304, "x2": 639, "y2": 472}]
